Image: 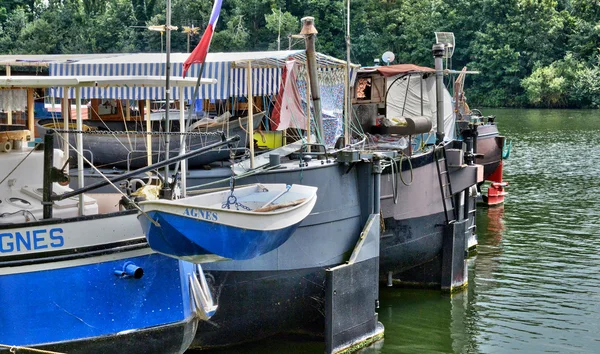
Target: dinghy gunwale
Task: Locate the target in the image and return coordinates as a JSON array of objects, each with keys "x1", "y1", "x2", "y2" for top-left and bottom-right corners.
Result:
[
  {"x1": 138, "y1": 183, "x2": 318, "y2": 217},
  {"x1": 138, "y1": 193, "x2": 317, "y2": 232}
]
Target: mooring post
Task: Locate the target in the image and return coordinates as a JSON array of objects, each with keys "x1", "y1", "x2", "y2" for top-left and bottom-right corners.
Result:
[
  {"x1": 42, "y1": 132, "x2": 55, "y2": 219},
  {"x1": 373, "y1": 160, "x2": 382, "y2": 217}
]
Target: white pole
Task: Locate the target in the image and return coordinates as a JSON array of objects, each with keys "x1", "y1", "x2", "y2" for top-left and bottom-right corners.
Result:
[
  {"x1": 76, "y1": 87, "x2": 84, "y2": 216},
  {"x1": 179, "y1": 93, "x2": 187, "y2": 197},
  {"x1": 247, "y1": 62, "x2": 255, "y2": 169},
  {"x1": 6, "y1": 66, "x2": 12, "y2": 125},
  {"x1": 62, "y1": 90, "x2": 70, "y2": 167},
  {"x1": 146, "y1": 99, "x2": 152, "y2": 166}
]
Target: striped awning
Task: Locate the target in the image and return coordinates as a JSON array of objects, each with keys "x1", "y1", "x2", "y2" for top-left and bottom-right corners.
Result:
[{"x1": 45, "y1": 51, "x2": 356, "y2": 100}]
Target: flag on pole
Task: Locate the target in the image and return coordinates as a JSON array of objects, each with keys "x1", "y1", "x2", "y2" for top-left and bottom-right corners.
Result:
[{"x1": 182, "y1": 0, "x2": 223, "y2": 78}]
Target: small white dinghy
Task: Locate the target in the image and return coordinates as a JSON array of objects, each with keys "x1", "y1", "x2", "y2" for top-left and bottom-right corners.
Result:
[{"x1": 138, "y1": 184, "x2": 318, "y2": 262}]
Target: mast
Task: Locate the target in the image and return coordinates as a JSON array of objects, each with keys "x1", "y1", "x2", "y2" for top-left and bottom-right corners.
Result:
[
  {"x1": 163, "y1": 0, "x2": 173, "y2": 198},
  {"x1": 300, "y1": 17, "x2": 323, "y2": 143},
  {"x1": 344, "y1": 0, "x2": 351, "y2": 145}
]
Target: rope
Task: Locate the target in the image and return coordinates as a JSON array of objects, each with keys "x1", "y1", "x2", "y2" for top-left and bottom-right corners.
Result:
[
  {"x1": 186, "y1": 164, "x2": 280, "y2": 192},
  {"x1": 0, "y1": 143, "x2": 41, "y2": 186},
  {"x1": 0, "y1": 343, "x2": 65, "y2": 354},
  {"x1": 86, "y1": 102, "x2": 133, "y2": 154},
  {"x1": 118, "y1": 99, "x2": 134, "y2": 151},
  {"x1": 381, "y1": 153, "x2": 414, "y2": 205},
  {"x1": 48, "y1": 129, "x2": 223, "y2": 136},
  {"x1": 55, "y1": 134, "x2": 160, "y2": 228},
  {"x1": 396, "y1": 152, "x2": 413, "y2": 187}
]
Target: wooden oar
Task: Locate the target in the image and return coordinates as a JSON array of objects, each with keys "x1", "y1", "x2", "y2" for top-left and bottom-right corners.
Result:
[{"x1": 254, "y1": 198, "x2": 306, "y2": 213}]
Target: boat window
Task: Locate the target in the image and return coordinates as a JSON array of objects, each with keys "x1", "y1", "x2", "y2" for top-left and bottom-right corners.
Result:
[{"x1": 356, "y1": 77, "x2": 372, "y2": 101}]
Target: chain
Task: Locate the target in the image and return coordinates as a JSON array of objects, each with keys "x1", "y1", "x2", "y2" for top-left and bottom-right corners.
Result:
[
  {"x1": 221, "y1": 144, "x2": 252, "y2": 211},
  {"x1": 221, "y1": 194, "x2": 252, "y2": 211},
  {"x1": 49, "y1": 129, "x2": 223, "y2": 137}
]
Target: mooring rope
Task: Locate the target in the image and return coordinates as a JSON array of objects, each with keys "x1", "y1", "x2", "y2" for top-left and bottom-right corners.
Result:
[
  {"x1": 0, "y1": 143, "x2": 41, "y2": 186},
  {"x1": 49, "y1": 129, "x2": 223, "y2": 136},
  {"x1": 55, "y1": 134, "x2": 160, "y2": 228},
  {"x1": 0, "y1": 343, "x2": 65, "y2": 354}
]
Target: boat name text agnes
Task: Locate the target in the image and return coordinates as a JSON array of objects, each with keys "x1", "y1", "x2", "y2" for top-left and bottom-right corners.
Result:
[
  {"x1": 183, "y1": 208, "x2": 219, "y2": 221},
  {"x1": 1, "y1": 227, "x2": 64, "y2": 253}
]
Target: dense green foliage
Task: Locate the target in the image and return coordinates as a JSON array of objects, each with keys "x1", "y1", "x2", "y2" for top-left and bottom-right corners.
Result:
[{"x1": 1, "y1": 0, "x2": 599, "y2": 108}]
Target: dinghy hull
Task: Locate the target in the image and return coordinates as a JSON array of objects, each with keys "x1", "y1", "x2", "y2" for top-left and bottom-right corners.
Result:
[
  {"x1": 138, "y1": 184, "x2": 318, "y2": 262},
  {"x1": 140, "y1": 211, "x2": 303, "y2": 262}
]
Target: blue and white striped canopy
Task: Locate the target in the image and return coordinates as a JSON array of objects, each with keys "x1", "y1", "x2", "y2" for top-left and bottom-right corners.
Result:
[{"x1": 47, "y1": 51, "x2": 354, "y2": 100}]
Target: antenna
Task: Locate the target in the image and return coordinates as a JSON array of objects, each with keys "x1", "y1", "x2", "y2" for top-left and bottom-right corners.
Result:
[
  {"x1": 381, "y1": 51, "x2": 395, "y2": 65},
  {"x1": 434, "y1": 32, "x2": 455, "y2": 72},
  {"x1": 182, "y1": 25, "x2": 200, "y2": 53}
]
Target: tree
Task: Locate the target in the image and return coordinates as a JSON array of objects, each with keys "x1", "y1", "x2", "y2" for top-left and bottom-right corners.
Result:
[
  {"x1": 264, "y1": 9, "x2": 298, "y2": 50},
  {"x1": 521, "y1": 53, "x2": 586, "y2": 107}
]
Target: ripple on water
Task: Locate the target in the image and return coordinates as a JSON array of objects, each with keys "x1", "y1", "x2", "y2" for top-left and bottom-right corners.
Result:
[{"x1": 468, "y1": 109, "x2": 600, "y2": 353}]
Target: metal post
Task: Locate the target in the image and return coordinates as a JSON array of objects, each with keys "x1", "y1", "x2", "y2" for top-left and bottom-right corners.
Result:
[
  {"x1": 62, "y1": 90, "x2": 70, "y2": 167},
  {"x1": 433, "y1": 43, "x2": 445, "y2": 143},
  {"x1": 42, "y1": 131, "x2": 55, "y2": 219},
  {"x1": 373, "y1": 159, "x2": 381, "y2": 214},
  {"x1": 344, "y1": 0, "x2": 351, "y2": 145},
  {"x1": 163, "y1": 0, "x2": 173, "y2": 198},
  {"x1": 146, "y1": 99, "x2": 152, "y2": 166},
  {"x1": 6, "y1": 65, "x2": 12, "y2": 125},
  {"x1": 247, "y1": 62, "x2": 255, "y2": 168},
  {"x1": 75, "y1": 87, "x2": 84, "y2": 216},
  {"x1": 304, "y1": 69, "x2": 312, "y2": 146},
  {"x1": 179, "y1": 94, "x2": 187, "y2": 197},
  {"x1": 27, "y1": 89, "x2": 34, "y2": 134},
  {"x1": 301, "y1": 17, "x2": 323, "y2": 143}
]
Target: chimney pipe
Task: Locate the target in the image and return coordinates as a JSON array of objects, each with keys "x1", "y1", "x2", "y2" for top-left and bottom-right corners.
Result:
[
  {"x1": 301, "y1": 17, "x2": 323, "y2": 142},
  {"x1": 433, "y1": 43, "x2": 445, "y2": 143}
]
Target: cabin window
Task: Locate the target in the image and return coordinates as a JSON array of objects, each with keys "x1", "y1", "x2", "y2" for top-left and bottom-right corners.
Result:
[{"x1": 356, "y1": 77, "x2": 372, "y2": 100}]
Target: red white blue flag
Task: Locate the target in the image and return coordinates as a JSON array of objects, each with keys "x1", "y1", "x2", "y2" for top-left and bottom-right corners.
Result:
[{"x1": 182, "y1": 0, "x2": 223, "y2": 78}]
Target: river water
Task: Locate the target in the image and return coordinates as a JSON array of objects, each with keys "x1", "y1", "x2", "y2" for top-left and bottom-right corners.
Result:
[
  {"x1": 372, "y1": 108, "x2": 600, "y2": 353},
  {"x1": 202, "y1": 108, "x2": 600, "y2": 353}
]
